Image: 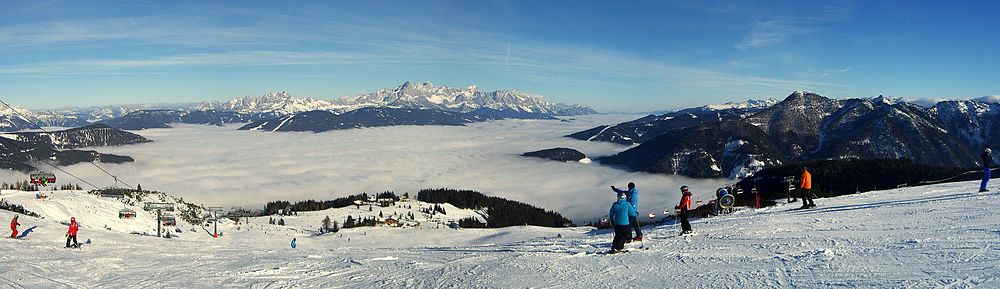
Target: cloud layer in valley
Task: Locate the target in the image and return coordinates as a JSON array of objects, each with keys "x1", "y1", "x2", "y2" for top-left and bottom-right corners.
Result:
[{"x1": 1, "y1": 116, "x2": 730, "y2": 223}]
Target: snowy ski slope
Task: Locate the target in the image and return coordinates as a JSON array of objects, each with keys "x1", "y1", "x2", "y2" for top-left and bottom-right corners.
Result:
[{"x1": 2, "y1": 180, "x2": 999, "y2": 288}]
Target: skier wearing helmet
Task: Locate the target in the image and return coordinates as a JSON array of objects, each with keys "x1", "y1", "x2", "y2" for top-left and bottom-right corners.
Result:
[
  {"x1": 65, "y1": 217, "x2": 79, "y2": 248},
  {"x1": 675, "y1": 185, "x2": 693, "y2": 235}
]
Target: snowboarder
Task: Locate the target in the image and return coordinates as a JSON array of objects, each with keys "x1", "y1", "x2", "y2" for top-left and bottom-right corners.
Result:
[
  {"x1": 291, "y1": 238, "x2": 297, "y2": 249},
  {"x1": 675, "y1": 185, "x2": 693, "y2": 235},
  {"x1": 65, "y1": 217, "x2": 79, "y2": 248},
  {"x1": 800, "y1": 167, "x2": 816, "y2": 208},
  {"x1": 10, "y1": 215, "x2": 19, "y2": 239},
  {"x1": 611, "y1": 182, "x2": 642, "y2": 241},
  {"x1": 981, "y1": 148, "x2": 993, "y2": 192},
  {"x1": 608, "y1": 192, "x2": 636, "y2": 254}
]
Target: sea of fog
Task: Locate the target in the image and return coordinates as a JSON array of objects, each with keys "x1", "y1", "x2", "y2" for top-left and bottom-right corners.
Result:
[{"x1": 3, "y1": 115, "x2": 730, "y2": 223}]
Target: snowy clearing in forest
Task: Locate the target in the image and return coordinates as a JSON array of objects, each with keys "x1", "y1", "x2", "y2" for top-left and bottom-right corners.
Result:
[{"x1": 2, "y1": 180, "x2": 999, "y2": 288}]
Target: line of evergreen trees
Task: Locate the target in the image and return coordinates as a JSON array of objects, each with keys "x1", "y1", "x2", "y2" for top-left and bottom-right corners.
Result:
[
  {"x1": 416, "y1": 188, "x2": 573, "y2": 228},
  {"x1": 263, "y1": 192, "x2": 404, "y2": 215},
  {"x1": 0, "y1": 199, "x2": 42, "y2": 218},
  {"x1": 342, "y1": 215, "x2": 379, "y2": 229},
  {"x1": 0, "y1": 181, "x2": 83, "y2": 191},
  {"x1": 734, "y1": 158, "x2": 975, "y2": 207}
]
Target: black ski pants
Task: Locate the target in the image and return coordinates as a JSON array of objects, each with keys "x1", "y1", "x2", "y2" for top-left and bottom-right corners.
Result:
[
  {"x1": 679, "y1": 209, "x2": 692, "y2": 233},
  {"x1": 65, "y1": 234, "x2": 78, "y2": 248},
  {"x1": 801, "y1": 188, "x2": 815, "y2": 206},
  {"x1": 612, "y1": 225, "x2": 631, "y2": 250},
  {"x1": 628, "y1": 215, "x2": 642, "y2": 237}
]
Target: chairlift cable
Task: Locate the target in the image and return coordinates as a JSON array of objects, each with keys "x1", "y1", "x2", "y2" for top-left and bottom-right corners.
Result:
[{"x1": 0, "y1": 99, "x2": 126, "y2": 190}]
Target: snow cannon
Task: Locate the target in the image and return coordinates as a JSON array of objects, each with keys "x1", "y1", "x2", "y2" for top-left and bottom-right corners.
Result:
[{"x1": 29, "y1": 171, "x2": 56, "y2": 186}]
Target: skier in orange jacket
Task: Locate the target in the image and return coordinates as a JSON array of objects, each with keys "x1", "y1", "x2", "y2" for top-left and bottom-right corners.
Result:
[{"x1": 800, "y1": 167, "x2": 816, "y2": 208}]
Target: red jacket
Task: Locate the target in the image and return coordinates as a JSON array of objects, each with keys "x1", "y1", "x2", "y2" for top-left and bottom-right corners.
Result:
[
  {"x1": 10, "y1": 218, "x2": 17, "y2": 230},
  {"x1": 678, "y1": 191, "x2": 692, "y2": 210},
  {"x1": 67, "y1": 221, "x2": 79, "y2": 236}
]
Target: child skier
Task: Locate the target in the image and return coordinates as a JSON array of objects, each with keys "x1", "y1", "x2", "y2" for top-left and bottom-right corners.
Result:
[
  {"x1": 10, "y1": 215, "x2": 19, "y2": 239},
  {"x1": 675, "y1": 185, "x2": 693, "y2": 235},
  {"x1": 65, "y1": 217, "x2": 79, "y2": 248},
  {"x1": 608, "y1": 192, "x2": 637, "y2": 254},
  {"x1": 611, "y1": 182, "x2": 642, "y2": 241}
]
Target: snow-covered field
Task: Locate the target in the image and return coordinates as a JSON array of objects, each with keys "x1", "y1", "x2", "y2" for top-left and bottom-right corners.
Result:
[
  {"x1": 0, "y1": 115, "x2": 729, "y2": 222},
  {"x1": 3, "y1": 180, "x2": 999, "y2": 288}
]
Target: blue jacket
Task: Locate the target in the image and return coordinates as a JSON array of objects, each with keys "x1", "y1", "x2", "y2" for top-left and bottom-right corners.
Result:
[
  {"x1": 609, "y1": 199, "x2": 637, "y2": 226},
  {"x1": 613, "y1": 187, "x2": 639, "y2": 210}
]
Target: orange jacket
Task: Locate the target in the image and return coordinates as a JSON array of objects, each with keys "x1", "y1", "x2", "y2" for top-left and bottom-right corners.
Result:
[{"x1": 800, "y1": 169, "x2": 812, "y2": 189}]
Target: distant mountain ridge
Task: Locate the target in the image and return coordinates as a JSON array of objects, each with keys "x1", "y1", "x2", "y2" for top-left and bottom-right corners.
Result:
[
  {"x1": 10, "y1": 123, "x2": 152, "y2": 149},
  {"x1": 340, "y1": 81, "x2": 596, "y2": 116},
  {"x1": 594, "y1": 91, "x2": 1000, "y2": 179},
  {"x1": 1, "y1": 82, "x2": 594, "y2": 131},
  {"x1": 569, "y1": 98, "x2": 777, "y2": 144},
  {"x1": 239, "y1": 106, "x2": 556, "y2": 133},
  {"x1": 0, "y1": 122, "x2": 153, "y2": 172}
]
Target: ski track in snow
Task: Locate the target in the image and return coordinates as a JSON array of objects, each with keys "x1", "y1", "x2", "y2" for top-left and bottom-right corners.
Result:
[{"x1": 3, "y1": 180, "x2": 1000, "y2": 288}]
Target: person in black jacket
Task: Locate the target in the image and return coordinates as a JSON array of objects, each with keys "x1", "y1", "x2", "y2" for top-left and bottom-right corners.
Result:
[{"x1": 981, "y1": 148, "x2": 993, "y2": 192}]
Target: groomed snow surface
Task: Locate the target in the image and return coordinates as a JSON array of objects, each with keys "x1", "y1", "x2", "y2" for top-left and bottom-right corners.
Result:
[{"x1": 2, "y1": 180, "x2": 1000, "y2": 288}]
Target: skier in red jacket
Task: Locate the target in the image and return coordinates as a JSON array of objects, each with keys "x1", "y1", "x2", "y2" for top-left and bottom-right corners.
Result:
[
  {"x1": 9, "y1": 215, "x2": 19, "y2": 239},
  {"x1": 675, "y1": 185, "x2": 693, "y2": 235},
  {"x1": 65, "y1": 217, "x2": 79, "y2": 248}
]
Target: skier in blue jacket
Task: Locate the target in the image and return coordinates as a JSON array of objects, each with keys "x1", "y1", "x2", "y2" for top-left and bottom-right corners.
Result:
[
  {"x1": 611, "y1": 182, "x2": 642, "y2": 241},
  {"x1": 981, "y1": 148, "x2": 993, "y2": 192},
  {"x1": 608, "y1": 192, "x2": 637, "y2": 253}
]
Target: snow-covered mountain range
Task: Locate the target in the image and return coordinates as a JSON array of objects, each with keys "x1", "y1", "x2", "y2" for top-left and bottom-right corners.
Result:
[
  {"x1": 340, "y1": 81, "x2": 596, "y2": 116},
  {"x1": 0, "y1": 106, "x2": 40, "y2": 132},
  {"x1": 194, "y1": 91, "x2": 344, "y2": 115},
  {"x1": 0, "y1": 82, "x2": 595, "y2": 131},
  {"x1": 197, "y1": 82, "x2": 596, "y2": 116},
  {"x1": 592, "y1": 91, "x2": 1000, "y2": 179},
  {"x1": 569, "y1": 98, "x2": 777, "y2": 144}
]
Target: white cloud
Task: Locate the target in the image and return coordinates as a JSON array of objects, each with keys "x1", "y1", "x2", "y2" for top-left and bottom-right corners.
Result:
[
  {"x1": 0, "y1": 116, "x2": 730, "y2": 223},
  {"x1": 974, "y1": 95, "x2": 1000, "y2": 104},
  {"x1": 905, "y1": 97, "x2": 950, "y2": 108}
]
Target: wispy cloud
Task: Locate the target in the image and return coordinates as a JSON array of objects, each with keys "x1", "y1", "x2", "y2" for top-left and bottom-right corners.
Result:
[
  {"x1": 736, "y1": 20, "x2": 813, "y2": 50},
  {"x1": 0, "y1": 16, "x2": 835, "y2": 95},
  {"x1": 734, "y1": 1, "x2": 855, "y2": 50},
  {"x1": 0, "y1": 3, "x2": 845, "y2": 110}
]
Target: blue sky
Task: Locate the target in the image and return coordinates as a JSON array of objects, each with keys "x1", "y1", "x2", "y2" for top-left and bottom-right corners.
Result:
[{"x1": 1, "y1": 0, "x2": 997, "y2": 112}]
